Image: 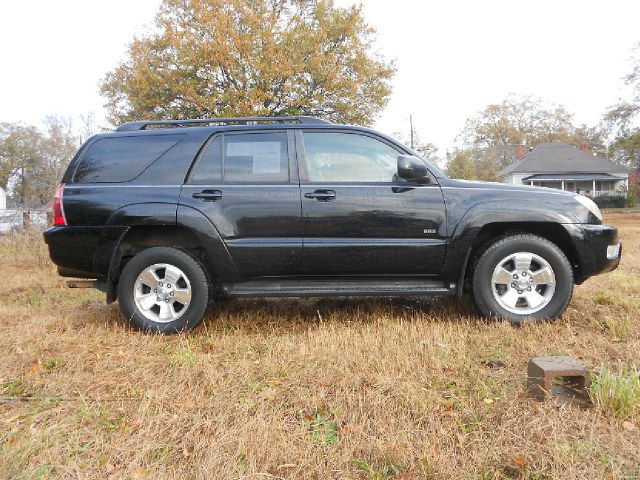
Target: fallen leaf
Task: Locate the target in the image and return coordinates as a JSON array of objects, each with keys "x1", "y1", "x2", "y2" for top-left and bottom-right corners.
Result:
[
  {"x1": 481, "y1": 359, "x2": 506, "y2": 369},
  {"x1": 131, "y1": 466, "x2": 148, "y2": 479},
  {"x1": 28, "y1": 362, "x2": 41, "y2": 375},
  {"x1": 514, "y1": 454, "x2": 527, "y2": 469}
]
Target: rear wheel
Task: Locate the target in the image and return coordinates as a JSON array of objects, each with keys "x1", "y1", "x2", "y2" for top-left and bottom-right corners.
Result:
[
  {"x1": 117, "y1": 247, "x2": 209, "y2": 333},
  {"x1": 472, "y1": 234, "x2": 573, "y2": 325}
]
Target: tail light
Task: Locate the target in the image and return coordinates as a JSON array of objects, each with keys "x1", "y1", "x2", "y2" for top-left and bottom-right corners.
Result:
[{"x1": 53, "y1": 184, "x2": 67, "y2": 226}]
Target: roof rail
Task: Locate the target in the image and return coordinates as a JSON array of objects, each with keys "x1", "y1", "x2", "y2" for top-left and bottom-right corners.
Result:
[{"x1": 115, "y1": 116, "x2": 331, "y2": 132}]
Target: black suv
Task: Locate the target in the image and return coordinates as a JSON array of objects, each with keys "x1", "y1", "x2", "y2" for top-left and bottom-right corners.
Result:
[{"x1": 44, "y1": 116, "x2": 621, "y2": 333}]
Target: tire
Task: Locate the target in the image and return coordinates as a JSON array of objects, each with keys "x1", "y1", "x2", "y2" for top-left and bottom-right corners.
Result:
[
  {"x1": 472, "y1": 234, "x2": 573, "y2": 325},
  {"x1": 117, "y1": 247, "x2": 209, "y2": 333}
]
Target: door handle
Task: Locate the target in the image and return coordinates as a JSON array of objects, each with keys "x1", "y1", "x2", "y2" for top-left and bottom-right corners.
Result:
[
  {"x1": 192, "y1": 189, "x2": 223, "y2": 201},
  {"x1": 304, "y1": 189, "x2": 336, "y2": 201}
]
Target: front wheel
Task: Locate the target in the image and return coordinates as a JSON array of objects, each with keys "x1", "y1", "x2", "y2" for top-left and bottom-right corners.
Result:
[
  {"x1": 117, "y1": 247, "x2": 210, "y2": 333},
  {"x1": 472, "y1": 234, "x2": 574, "y2": 325}
]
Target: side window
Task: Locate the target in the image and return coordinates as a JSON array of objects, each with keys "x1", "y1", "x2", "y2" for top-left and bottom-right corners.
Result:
[
  {"x1": 302, "y1": 132, "x2": 404, "y2": 183},
  {"x1": 223, "y1": 132, "x2": 289, "y2": 183},
  {"x1": 74, "y1": 134, "x2": 184, "y2": 183},
  {"x1": 191, "y1": 136, "x2": 222, "y2": 183}
]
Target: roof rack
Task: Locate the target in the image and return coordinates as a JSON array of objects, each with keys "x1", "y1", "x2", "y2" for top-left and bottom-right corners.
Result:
[{"x1": 115, "y1": 116, "x2": 331, "y2": 132}]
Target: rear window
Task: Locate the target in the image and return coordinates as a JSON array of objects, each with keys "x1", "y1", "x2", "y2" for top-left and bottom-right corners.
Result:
[{"x1": 73, "y1": 134, "x2": 184, "y2": 183}]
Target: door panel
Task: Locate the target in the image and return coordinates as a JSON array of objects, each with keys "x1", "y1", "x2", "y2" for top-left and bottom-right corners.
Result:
[
  {"x1": 179, "y1": 131, "x2": 302, "y2": 279},
  {"x1": 299, "y1": 131, "x2": 447, "y2": 275}
]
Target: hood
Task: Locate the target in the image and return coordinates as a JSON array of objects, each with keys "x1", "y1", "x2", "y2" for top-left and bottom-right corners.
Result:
[{"x1": 441, "y1": 178, "x2": 577, "y2": 197}]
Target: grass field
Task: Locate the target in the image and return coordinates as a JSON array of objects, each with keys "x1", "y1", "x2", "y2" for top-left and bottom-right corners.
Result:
[{"x1": 1, "y1": 214, "x2": 639, "y2": 479}]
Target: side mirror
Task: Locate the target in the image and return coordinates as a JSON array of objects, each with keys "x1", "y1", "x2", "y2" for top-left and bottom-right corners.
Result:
[{"x1": 397, "y1": 155, "x2": 430, "y2": 183}]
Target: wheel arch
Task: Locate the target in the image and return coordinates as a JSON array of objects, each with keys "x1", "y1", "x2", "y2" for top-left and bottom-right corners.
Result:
[
  {"x1": 105, "y1": 225, "x2": 211, "y2": 302},
  {"x1": 458, "y1": 222, "x2": 581, "y2": 295}
]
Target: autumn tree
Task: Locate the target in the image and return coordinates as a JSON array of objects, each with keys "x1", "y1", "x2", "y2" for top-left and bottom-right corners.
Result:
[
  {"x1": 0, "y1": 117, "x2": 77, "y2": 208},
  {"x1": 446, "y1": 149, "x2": 476, "y2": 180},
  {"x1": 458, "y1": 94, "x2": 604, "y2": 179},
  {"x1": 100, "y1": 0, "x2": 395, "y2": 126},
  {"x1": 605, "y1": 42, "x2": 640, "y2": 170}
]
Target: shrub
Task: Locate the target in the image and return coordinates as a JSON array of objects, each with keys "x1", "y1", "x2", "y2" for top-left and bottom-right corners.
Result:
[
  {"x1": 628, "y1": 184, "x2": 639, "y2": 208},
  {"x1": 592, "y1": 195, "x2": 627, "y2": 208}
]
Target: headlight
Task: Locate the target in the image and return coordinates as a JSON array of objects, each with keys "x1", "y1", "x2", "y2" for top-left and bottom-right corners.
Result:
[{"x1": 575, "y1": 194, "x2": 602, "y2": 222}]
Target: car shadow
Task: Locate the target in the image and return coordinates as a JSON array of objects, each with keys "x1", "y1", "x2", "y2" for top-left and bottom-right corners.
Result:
[
  {"x1": 89, "y1": 294, "x2": 481, "y2": 335},
  {"x1": 198, "y1": 294, "x2": 481, "y2": 335}
]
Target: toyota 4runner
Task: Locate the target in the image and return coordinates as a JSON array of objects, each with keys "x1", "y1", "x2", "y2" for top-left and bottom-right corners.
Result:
[{"x1": 44, "y1": 116, "x2": 622, "y2": 333}]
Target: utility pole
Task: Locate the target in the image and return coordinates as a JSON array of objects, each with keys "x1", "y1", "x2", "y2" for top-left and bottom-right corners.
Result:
[
  {"x1": 409, "y1": 115, "x2": 413, "y2": 148},
  {"x1": 409, "y1": 115, "x2": 415, "y2": 149}
]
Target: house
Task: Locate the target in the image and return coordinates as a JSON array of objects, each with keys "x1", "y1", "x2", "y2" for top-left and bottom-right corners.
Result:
[
  {"x1": 499, "y1": 142, "x2": 629, "y2": 197},
  {"x1": 0, "y1": 186, "x2": 6, "y2": 210}
]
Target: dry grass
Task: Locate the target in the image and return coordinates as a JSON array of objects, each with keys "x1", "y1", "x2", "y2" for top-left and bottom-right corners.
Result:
[{"x1": 1, "y1": 214, "x2": 639, "y2": 479}]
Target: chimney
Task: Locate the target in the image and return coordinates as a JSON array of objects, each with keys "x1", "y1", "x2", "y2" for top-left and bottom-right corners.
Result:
[
  {"x1": 580, "y1": 143, "x2": 589, "y2": 153},
  {"x1": 516, "y1": 144, "x2": 527, "y2": 161}
]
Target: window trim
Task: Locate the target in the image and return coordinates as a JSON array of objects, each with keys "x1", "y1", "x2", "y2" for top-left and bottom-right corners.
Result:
[
  {"x1": 186, "y1": 130, "x2": 297, "y2": 185},
  {"x1": 296, "y1": 129, "x2": 436, "y2": 186}
]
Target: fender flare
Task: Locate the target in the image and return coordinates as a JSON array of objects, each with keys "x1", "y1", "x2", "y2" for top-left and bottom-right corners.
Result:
[
  {"x1": 99, "y1": 203, "x2": 240, "y2": 303},
  {"x1": 443, "y1": 199, "x2": 581, "y2": 287}
]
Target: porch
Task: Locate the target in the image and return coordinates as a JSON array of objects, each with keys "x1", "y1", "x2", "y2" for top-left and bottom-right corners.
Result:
[{"x1": 522, "y1": 173, "x2": 628, "y2": 198}]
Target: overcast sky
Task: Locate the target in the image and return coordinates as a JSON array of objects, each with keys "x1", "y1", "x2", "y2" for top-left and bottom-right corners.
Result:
[{"x1": 1, "y1": 0, "x2": 639, "y2": 154}]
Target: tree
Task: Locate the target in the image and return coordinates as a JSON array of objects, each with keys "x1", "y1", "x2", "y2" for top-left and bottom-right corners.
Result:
[
  {"x1": 458, "y1": 94, "x2": 604, "y2": 177},
  {"x1": 446, "y1": 149, "x2": 476, "y2": 180},
  {"x1": 392, "y1": 129, "x2": 440, "y2": 164},
  {"x1": 79, "y1": 112, "x2": 100, "y2": 144},
  {"x1": 100, "y1": 0, "x2": 395, "y2": 126},
  {"x1": 0, "y1": 117, "x2": 77, "y2": 208},
  {"x1": 604, "y1": 42, "x2": 640, "y2": 170}
]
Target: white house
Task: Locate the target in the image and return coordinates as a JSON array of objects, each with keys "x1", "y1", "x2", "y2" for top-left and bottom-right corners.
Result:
[
  {"x1": 0, "y1": 186, "x2": 6, "y2": 210},
  {"x1": 499, "y1": 142, "x2": 629, "y2": 197}
]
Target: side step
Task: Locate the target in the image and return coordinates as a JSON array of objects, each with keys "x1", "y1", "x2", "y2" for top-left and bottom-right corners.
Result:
[{"x1": 224, "y1": 278, "x2": 454, "y2": 298}]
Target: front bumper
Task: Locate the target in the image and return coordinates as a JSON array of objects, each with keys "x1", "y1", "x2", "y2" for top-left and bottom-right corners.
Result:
[{"x1": 563, "y1": 224, "x2": 621, "y2": 283}]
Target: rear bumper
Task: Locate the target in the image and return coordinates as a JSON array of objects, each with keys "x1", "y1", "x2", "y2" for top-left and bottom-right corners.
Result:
[
  {"x1": 43, "y1": 226, "x2": 102, "y2": 278},
  {"x1": 564, "y1": 224, "x2": 621, "y2": 283}
]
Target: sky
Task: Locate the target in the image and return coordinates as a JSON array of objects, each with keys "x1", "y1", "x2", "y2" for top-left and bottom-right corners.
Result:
[{"x1": 1, "y1": 0, "x2": 639, "y2": 156}]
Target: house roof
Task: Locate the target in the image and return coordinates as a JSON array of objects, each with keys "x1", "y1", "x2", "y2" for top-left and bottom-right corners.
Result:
[
  {"x1": 499, "y1": 142, "x2": 628, "y2": 177},
  {"x1": 522, "y1": 173, "x2": 627, "y2": 181}
]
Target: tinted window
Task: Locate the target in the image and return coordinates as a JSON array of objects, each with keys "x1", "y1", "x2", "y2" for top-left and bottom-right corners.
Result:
[
  {"x1": 302, "y1": 132, "x2": 403, "y2": 183},
  {"x1": 223, "y1": 133, "x2": 289, "y2": 183},
  {"x1": 74, "y1": 134, "x2": 184, "y2": 183},
  {"x1": 191, "y1": 136, "x2": 222, "y2": 183}
]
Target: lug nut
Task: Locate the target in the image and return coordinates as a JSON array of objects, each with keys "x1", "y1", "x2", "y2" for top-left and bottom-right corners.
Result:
[
  {"x1": 517, "y1": 290, "x2": 523, "y2": 294},
  {"x1": 170, "y1": 292, "x2": 175, "y2": 296},
  {"x1": 159, "y1": 282, "x2": 163, "y2": 287},
  {"x1": 529, "y1": 277, "x2": 534, "y2": 282},
  {"x1": 153, "y1": 288, "x2": 157, "y2": 293},
  {"x1": 511, "y1": 283, "x2": 516, "y2": 288},
  {"x1": 167, "y1": 284, "x2": 171, "y2": 288},
  {"x1": 527, "y1": 287, "x2": 532, "y2": 291},
  {"x1": 156, "y1": 296, "x2": 161, "y2": 301},
  {"x1": 513, "y1": 274, "x2": 518, "y2": 279},
  {"x1": 522, "y1": 272, "x2": 527, "y2": 277}
]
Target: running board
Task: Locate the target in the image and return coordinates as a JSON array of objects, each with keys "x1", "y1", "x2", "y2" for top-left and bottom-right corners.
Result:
[{"x1": 224, "y1": 278, "x2": 455, "y2": 298}]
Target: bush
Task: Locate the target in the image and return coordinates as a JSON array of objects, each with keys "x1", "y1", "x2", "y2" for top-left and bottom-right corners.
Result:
[
  {"x1": 628, "y1": 184, "x2": 640, "y2": 208},
  {"x1": 592, "y1": 195, "x2": 628, "y2": 208}
]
